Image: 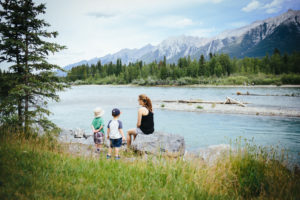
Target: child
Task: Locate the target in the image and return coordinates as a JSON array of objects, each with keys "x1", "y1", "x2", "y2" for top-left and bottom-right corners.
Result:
[
  {"x1": 106, "y1": 108, "x2": 125, "y2": 160},
  {"x1": 91, "y1": 107, "x2": 105, "y2": 153}
]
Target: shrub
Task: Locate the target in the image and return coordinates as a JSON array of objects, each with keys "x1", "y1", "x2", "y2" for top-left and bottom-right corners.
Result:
[{"x1": 281, "y1": 74, "x2": 300, "y2": 84}]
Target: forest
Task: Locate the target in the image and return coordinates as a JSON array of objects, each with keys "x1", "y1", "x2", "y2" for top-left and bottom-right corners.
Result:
[{"x1": 64, "y1": 49, "x2": 300, "y2": 85}]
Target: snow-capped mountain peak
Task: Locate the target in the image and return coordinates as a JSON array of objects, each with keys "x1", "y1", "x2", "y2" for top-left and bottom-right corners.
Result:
[{"x1": 61, "y1": 9, "x2": 300, "y2": 75}]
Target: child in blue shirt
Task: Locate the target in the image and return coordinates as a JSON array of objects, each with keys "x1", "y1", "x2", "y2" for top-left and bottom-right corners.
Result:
[{"x1": 106, "y1": 108, "x2": 125, "y2": 159}]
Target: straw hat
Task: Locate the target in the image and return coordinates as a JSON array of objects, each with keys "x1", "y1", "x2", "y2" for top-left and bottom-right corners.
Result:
[{"x1": 94, "y1": 107, "x2": 104, "y2": 117}]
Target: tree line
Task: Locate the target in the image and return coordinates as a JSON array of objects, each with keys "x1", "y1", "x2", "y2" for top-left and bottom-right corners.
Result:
[{"x1": 65, "y1": 49, "x2": 300, "y2": 84}]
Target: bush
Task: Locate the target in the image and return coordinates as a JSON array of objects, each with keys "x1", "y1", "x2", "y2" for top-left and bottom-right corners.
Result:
[
  {"x1": 223, "y1": 76, "x2": 249, "y2": 85},
  {"x1": 281, "y1": 74, "x2": 300, "y2": 84}
]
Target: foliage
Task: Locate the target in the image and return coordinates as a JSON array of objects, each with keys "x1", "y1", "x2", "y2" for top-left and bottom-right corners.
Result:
[
  {"x1": 65, "y1": 51, "x2": 300, "y2": 86},
  {"x1": 0, "y1": 0, "x2": 67, "y2": 134}
]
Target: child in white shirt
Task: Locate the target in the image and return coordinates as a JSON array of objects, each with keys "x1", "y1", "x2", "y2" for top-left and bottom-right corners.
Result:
[{"x1": 106, "y1": 108, "x2": 125, "y2": 159}]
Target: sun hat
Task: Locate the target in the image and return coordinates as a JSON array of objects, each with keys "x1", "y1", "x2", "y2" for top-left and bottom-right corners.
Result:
[
  {"x1": 112, "y1": 108, "x2": 120, "y2": 116},
  {"x1": 94, "y1": 107, "x2": 105, "y2": 117}
]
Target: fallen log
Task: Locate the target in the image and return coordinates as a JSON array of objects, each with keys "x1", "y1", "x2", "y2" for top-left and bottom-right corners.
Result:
[
  {"x1": 225, "y1": 97, "x2": 246, "y2": 107},
  {"x1": 236, "y1": 91, "x2": 299, "y2": 97},
  {"x1": 162, "y1": 99, "x2": 248, "y2": 105}
]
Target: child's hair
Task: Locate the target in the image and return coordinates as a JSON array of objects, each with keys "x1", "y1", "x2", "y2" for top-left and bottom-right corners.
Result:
[{"x1": 139, "y1": 94, "x2": 153, "y2": 112}]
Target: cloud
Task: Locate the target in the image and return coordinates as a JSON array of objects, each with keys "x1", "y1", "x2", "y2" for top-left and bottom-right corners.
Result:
[
  {"x1": 147, "y1": 16, "x2": 195, "y2": 28},
  {"x1": 242, "y1": 0, "x2": 261, "y2": 12},
  {"x1": 82, "y1": 0, "x2": 225, "y2": 18},
  {"x1": 263, "y1": 0, "x2": 284, "y2": 13},
  {"x1": 241, "y1": 0, "x2": 286, "y2": 13},
  {"x1": 86, "y1": 12, "x2": 115, "y2": 18}
]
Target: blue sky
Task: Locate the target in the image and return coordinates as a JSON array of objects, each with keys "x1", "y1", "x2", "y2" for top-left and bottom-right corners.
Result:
[{"x1": 1, "y1": 0, "x2": 300, "y2": 69}]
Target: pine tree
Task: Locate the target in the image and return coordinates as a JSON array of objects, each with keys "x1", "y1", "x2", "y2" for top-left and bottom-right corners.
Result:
[
  {"x1": 0, "y1": 0, "x2": 67, "y2": 134},
  {"x1": 198, "y1": 55, "x2": 205, "y2": 76}
]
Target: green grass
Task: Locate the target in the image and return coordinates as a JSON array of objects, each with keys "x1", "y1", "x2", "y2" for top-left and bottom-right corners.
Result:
[
  {"x1": 0, "y1": 129, "x2": 299, "y2": 199},
  {"x1": 196, "y1": 105, "x2": 204, "y2": 109}
]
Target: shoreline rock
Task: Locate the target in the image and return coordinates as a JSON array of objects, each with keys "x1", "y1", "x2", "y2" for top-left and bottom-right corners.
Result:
[{"x1": 131, "y1": 132, "x2": 185, "y2": 157}]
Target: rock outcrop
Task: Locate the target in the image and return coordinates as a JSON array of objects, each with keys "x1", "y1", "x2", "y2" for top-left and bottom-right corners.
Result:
[
  {"x1": 58, "y1": 128, "x2": 94, "y2": 145},
  {"x1": 131, "y1": 132, "x2": 185, "y2": 156}
]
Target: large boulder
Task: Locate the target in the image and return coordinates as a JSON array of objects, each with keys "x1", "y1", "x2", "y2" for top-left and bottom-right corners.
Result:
[{"x1": 131, "y1": 132, "x2": 185, "y2": 156}]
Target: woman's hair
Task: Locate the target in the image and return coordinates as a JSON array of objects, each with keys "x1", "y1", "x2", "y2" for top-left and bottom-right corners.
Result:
[{"x1": 139, "y1": 94, "x2": 153, "y2": 112}]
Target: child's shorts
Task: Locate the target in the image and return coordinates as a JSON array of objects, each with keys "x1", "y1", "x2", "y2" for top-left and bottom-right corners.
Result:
[
  {"x1": 110, "y1": 138, "x2": 122, "y2": 148},
  {"x1": 94, "y1": 132, "x2": 104, "y2": 144}
]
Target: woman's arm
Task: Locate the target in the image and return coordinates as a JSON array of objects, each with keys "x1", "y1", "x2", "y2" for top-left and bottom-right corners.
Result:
[{"x1": 137, "y1": 108, "x2": 144, "y2": 127}]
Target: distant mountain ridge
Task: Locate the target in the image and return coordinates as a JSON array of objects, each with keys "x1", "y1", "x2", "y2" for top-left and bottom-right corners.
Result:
[{"x1": 60, "y1": 9, "x2": 300, "y2": 75}]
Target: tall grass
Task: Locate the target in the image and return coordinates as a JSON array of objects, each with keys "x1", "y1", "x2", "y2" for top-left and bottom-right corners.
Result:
[{"x1": 0, "y1": 128, "x2": 299, "y2": 199}]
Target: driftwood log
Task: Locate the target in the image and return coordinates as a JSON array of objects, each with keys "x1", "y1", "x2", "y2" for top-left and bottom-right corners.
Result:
[
  {"x1": 162, "y1": 97, "x2": 247, "y2": 107},
  {"x1": 224, "y1": 97, "x2": 246, "y2": 107},
  {"x1": 236, "y1": 91, "x2": 299, "y2": 97}
]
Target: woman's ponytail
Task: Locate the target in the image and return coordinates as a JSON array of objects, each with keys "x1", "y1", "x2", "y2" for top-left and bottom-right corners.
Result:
[{"x1": 139, "y1": 94, "x2": 153, "y2": 112}]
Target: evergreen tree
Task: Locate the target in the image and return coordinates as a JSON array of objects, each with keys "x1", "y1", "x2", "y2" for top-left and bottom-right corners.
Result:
[
  {"x1": 0, "y1": 0, "x2": 67, "y2": 133},
  {"x1": 198, "y1": 55, "x2": 205, "y2": 76}
]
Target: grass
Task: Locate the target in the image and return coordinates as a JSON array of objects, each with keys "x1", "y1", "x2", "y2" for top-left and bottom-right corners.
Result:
[
  {"x1": 0, "y1": 128, "x2": 299, "y2": 199},
  {"x1": 196, "y1": 105, "x2": 204, "y2": 109}
]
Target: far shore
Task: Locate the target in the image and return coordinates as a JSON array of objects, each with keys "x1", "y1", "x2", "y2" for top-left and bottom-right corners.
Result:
[{"x1": 70, "y1": 83, "x2": 300, "y2": 88}]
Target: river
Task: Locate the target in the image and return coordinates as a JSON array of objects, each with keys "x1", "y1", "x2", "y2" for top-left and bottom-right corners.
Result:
[{"x1": 48, "y1": 85, "x2": 300, "y2": 163}]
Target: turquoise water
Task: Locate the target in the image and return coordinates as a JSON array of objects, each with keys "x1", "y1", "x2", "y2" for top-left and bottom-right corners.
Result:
[{"x1": 48, "y1": 85, "x2": 300, "y2": 163}]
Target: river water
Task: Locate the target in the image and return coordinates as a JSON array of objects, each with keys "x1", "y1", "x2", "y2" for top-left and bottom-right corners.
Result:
[{"x1": 48, "y1": 85, "x2": 300, "y2": 163}]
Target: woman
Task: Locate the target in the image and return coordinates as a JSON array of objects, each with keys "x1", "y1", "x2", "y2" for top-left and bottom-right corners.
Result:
[{"x1": 127, "y1": 94, "x2": 154, "y2": 148}]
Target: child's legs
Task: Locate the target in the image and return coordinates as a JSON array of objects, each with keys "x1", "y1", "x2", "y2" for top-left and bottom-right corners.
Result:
[
  {"x1": 108, "y1": 146, "x2": 112, "y2": 155},
  {"x1": 115, "y1": 147, "x2": 120, "y2": 157}
]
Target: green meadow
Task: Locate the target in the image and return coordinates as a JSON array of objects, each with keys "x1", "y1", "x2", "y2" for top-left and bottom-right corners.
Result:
[{"x1": 0, "y1": 128, "x2": 299, "y2": 200}]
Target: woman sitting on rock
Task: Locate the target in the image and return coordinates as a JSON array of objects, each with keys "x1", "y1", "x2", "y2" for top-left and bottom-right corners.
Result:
[{"x1": 127, "y1": 94, "x2": 154, "y2": 148}]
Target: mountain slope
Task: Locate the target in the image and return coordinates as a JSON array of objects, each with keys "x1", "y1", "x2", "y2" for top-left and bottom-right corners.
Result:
[{"x1": 61, "y1": 9, "x2": 300, "y2": 74}]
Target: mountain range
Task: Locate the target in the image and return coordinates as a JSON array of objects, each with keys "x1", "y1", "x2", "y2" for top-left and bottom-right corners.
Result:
[{"x1": 61, "y1": 9, "x2": 300, "y2": 75}]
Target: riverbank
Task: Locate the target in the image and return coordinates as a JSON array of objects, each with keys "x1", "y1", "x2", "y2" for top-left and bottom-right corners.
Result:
[
  {"x1": 68, "y1": 82, "x2": 300, "y2": 88},
  {"x1": 66, "y1": 73, "x2": 300, "y2": 86},
  {"x1": 0, "y1": 129, "x2": 299, "y2": 199},
  {"x1": 154, "y1": 101, "x2": 300, "y2": 117}
]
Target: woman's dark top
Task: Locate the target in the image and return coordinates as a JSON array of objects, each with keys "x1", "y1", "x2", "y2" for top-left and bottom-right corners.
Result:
[{"x1": 140, "y1": 110, "x2": 154, "y2": 134}]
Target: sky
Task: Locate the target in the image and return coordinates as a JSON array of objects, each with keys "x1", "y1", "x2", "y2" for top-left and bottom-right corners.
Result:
[{"x1": 1, "y1": 0, "x2": 300, "y2": 69}]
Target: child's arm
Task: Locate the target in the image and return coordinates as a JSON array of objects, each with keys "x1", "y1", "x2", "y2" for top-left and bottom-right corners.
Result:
[
  {"x1": 96, "y1": 125, "x2": 103, "y2": 132},
  {"x1": 91, "y1": 125, "x2": 96, "y2": 133},
  {"x1": 119, "y1": 129, "x2": 125, "y2": 141},
  {"x1": 107, "y1": 128, "x2": 110, "y2": 139}
]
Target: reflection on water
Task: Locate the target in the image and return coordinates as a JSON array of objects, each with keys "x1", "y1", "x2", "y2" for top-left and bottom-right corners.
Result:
[{"x1": 48, "y1": 85, "x2": 300, "y2": 163}]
